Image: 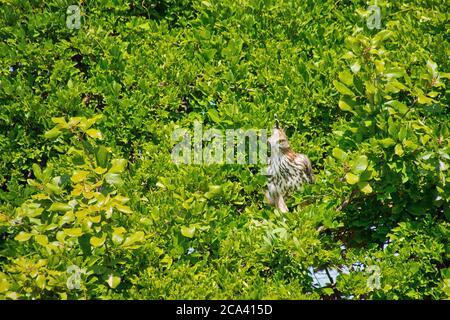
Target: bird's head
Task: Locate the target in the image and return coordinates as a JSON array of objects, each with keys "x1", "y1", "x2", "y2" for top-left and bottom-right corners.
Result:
[{"x1": 268, "y1": 117, "x2": 290, "y2": 153}]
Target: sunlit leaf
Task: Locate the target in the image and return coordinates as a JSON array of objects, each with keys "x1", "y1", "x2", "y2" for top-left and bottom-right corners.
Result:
[
  {"x1": 345, "y1": 173, "x2": 359, "y2": 185},
  {"x1": 181, "y1": 226, "x2": 196, "y2": 238},
  {"x1": 106, "y1": 274, "x2": 121, "y2": 289},
  {"x1": 15, "y1": 232, "x2": 32, "y2": 242}
]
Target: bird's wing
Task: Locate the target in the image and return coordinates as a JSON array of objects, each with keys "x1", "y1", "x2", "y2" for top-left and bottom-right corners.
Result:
[{"x1": 293, "y1": 154, "x2": 310, "y2": 168}]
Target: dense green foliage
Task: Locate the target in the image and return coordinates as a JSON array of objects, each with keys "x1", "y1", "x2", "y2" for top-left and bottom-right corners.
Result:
[{"x1": 0, "y1": 0, "x2": 449, "y2": 299}]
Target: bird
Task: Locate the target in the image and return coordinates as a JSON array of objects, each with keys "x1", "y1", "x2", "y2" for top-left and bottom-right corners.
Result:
[{"x1": 265, "y1": 115, "x2": 315, "y2": 212}]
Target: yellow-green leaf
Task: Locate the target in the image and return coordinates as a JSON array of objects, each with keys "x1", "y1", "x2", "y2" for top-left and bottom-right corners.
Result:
[
  {"x1": 121, "y1": 231, "x2": 145, "y2": 248},
  {"x1": 207, "y1": 109, "x2": 221, "y2": 123},
  {"x1": 106, "y1": 274, "x2": 121, "y2": 289},
  {"x1": 115, "y1": 204, "x2": 133, "y2": 214},
  {"x1": 161, "y1": 255, "x2": 173, "y2": 268},
  {"x1": 44, "y1": 127, "x2": 61, "y2": 139},
  {"x1": 71, "y1": 170, "x2": 89, "y2": 183},
  {"x1": 395, "y1": 144, "x2": 404, "y2": 156},
  {"x1": 94, "y1": 167, "x2": 107, "y2": 175},
  {"x1": 379, "y1": 138, "x2": 396, "y2": 148},
  {"x1": 0, "y1": 273, "x2": 10, "y2": 293},
  {"x1": 417, "y1": 95, "x2": 434, "y2": 105},
  {"x1": 51, "y1": 117, "x2": 69, "y2": 129},
  {"x1": 358, "y1": 181, "x2": 373, "y2": 194},
  {"x1": 15, "y1": 232, "x2": 32, "y2": 242},
  {"x1": 385, "y1": 100, "x2": 408, "y2": 115},
  {"x1": 86, "y1": 128, "x2": 103, "y2": 140},
  {"x1": 332, "y1": 148, "x2": 348, "y2": 161},
  {"x1": 64, "y1": 228, "x2": 83, "y2": 237},
  {"x1": 112, "y1": 234, "x2": 124, "y2": 245},
  {"x1": 345, "y1": 173, "x2": 359, "y2": 185},
  {"x1": 90, "y1": 234, "x2": 106, "y2": 247},
  {"x1": 181, "y1": 226, "x2": 196, "y2": 238},
  {"x1": 372, "y1": 30, "x2": 393, "y2": 45},
  {"x1": 338, "y1": 99, "x2": 355, "y2": 112},
  {"x1": 338, "y1": 70, "x2": 353, "y2": 86},
  {"x1": 113, "y1": 227, "x2": 126, "y2": 234},
  {"x1": 108, "y1": 159, "x2": 127, "y2": 174},
  {"x1": 36, "y1": 274, "x2": 46, "y2": 289},
  {"x1": 105, "y1": 173, "x2": 122, "y2": 185},
  {"x1": 112, "y1": 195, "x2": 130, "y2": 204},
  {"x1": 352, "y1": 155, "x2": 368, "y2": 173},
  {"x1": 32, "y1": 193, "x2": 50, "y2": 200},
  {"x1": 34, "y1": 235, "x2": 49, "y2": 246},
  {"x1": 89, "y1": 215, "x2": 101, "y2": 223},
  {"x1": 48, "y1": 202, "x2": 72, "y2": 212},
  {"x1": 68, "y1": 117, "x2": 82, "y2": 128},
  {"x1": 112, "y1": 227, "x2": 126, "y2": 245},
  {"x1": 333, "y1": 80, "x2": 355, "y2": 96}
]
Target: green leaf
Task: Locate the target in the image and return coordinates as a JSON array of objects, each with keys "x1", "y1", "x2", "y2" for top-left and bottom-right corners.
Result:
[
  {"x1": 105, "y1": 173, "x2": 123, "y2": 186},
  {"x1": 94, "y1": 167, "x2": 107, "y2": 174},
  {"x1": 352, "y1": 155, "x2": 368, "y2": 173},
  {"x1": 427, "y1": 91, "x2": 439, "y2": 98},
  {"x1": 85, "y1": 129, "x2": 103, "y2": 140},
  {"x1": 358, "y1": 181, "x2": 373, "y2": 194},
  {"x1": 181, "y1": 226, "x2": 196, "y2": 238},
  {"x1": 359, "y1": 170, "x2": 372, "y2": 182},
  {"x1": 406, "y1": 204, "x2": 425, "y2": 216},
  {"x1": 395, "y1": 144, "x2": 404, "y2": 156},
  {"x1": 332, "y1": 148, "x2": 348, "y2": 161},
  {"x1": 106, "y1": 274, "x2": 121, "y2": 289},
  {"x1": 15, "y1": 232, "x2": 32, "y2": 242},
  {"x1": 204, "y1": 185, "x2": 222, "y2": 199},
  {"x1": 426, "y1": 60, "x2": 438, "y2": 75},
  {"x1": 338, "y1": 98, "x2": 356, "y2": 113},
  {"x1": 95, "y1": 146, "x2": 110, "y2": 168},
  {"x1": 398, "y1": 127, "x2": 407, "y2": 141},
  {"x1": 32, "y1": 164, "x2": 43, "y2": 181},
  {"x1": 350, "y1": 62, "x2": 360, "y2": 73},
  {"x1": 36, "y1": 274, "x2": 46, "y2": 289},
  {"x1": 207, "y1": 109, "x2": 221, "y2": 123},
  {"x1": 71, "y1": 171, "x2": 89, "y2": 183},
  {"x1": 379, "y1": 138, "x2": 396, "y2": 148},
  {"x1": 109, "y1": 159, "x2": 127, "y2": 174},
  {"x1": 84, "y1": 114, "x2": 103, "y2": 128},
  {"x1": 372, "y1": 30, "x2": 393, "y2": 45},
  {"x1": 345, "y1": 173, "x2": 359, "y2": 185},
  {"x1": 201, "y1": 1, "x2": 212, "y2": 7},
  {"x1": 64, "y1": 228, "x2": 83, "y2": 237},
  {"x1": 161, "y1": 255, "x2": 173, "y2": 268},
  {"x1": 45, "y1": 182, "x2": 61, "y2": 194},
  {"x1": 121, "y1": 231, "x2": 145, "y2": 248},
  {"x1": 112, "y1": 227, "x2": 126, "y2": 245},
  {"x1": 338, "y1": 70, "x2": 353, "y2": 86},
  {"x1": 68, "y1": 117, "x2": 82, "y2": 128},
  {"x1": 51, "y1": 117, "x2": 69, "y2": 129},
  {"x1": 385, "y1": 100, "x2": 409, "y2": 115},
  {"x1": 322, "y1": 287, "x2": 334, "y2": 295},
  {"x1": 20, "y1": 203, "x2": 44, "y2": 217},
  {"x1": 333, "y1": 80, "x2": 355, "y2": 96},
  {"x1": 34, "y1": 234, "x2": 49, "y2": 246},
  {"x1": 90, "y1": 234, "x2": 106, "y2": 247},
  {"x1": 115, "y1": 204, "x2": 133, "y2": 214},
  {"x1": 48, "y1": 202, "x2": 72, "y2": 212},
  {"x1": 417, "y1": 95, "x2": 434, "y2": 105},
  {"x1": 0, "y1": 273, "x2": 10, "y2": 293},
  {"x1": 44, "y1": 127, "x2": 61, "y2": 139},
  {"x1": 112, "y1": 195, "x2": 130, "y2": 204},
  {"x1": 404, "y1": 140, "x2": 419, "y2": 151}
]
